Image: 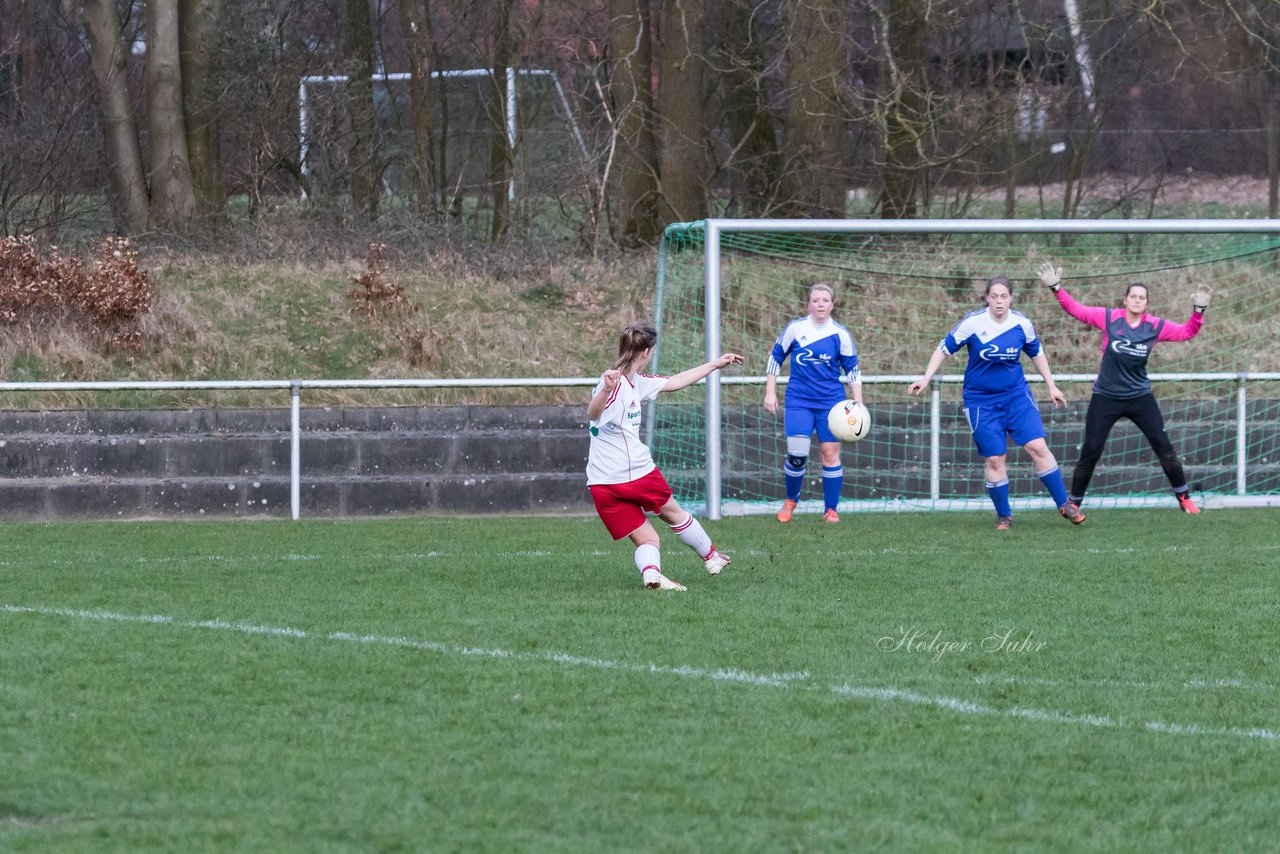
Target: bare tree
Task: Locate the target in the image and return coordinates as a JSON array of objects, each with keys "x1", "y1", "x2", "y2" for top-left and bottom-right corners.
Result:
[
  {"x1": 777, "y1": 0, "x2": 848, "y2": 218},
  {"x1": 487, "y1": 0, "x2": 513, "y2": 241},
  {"x1": 656, "y1": 0, "x2": 707, "y2": 224},
  {"x1": 84, "y1": 0, "x2": 149, "y2": 232},
  {"x1": 714, "y1": 0, "x2": 783, "y2": 216},
  {"x1": 179, "y1": 0, "x2": 226, "y2": 222},
  {"x1": 607, "y1": 0, "x2": 661, "y2": 245},
  {"x1": 876, "y1": 0, "x2": 928, "y2": 219},
  {"x1": 345, "y1": 0, "x2": 381, "y2": 217},
  {"x1": 398, "y1": 0, "x2": 440, "y2": 221},
  {"x1": 147, "y1": 0, "x2": 198, "y2": 229}
]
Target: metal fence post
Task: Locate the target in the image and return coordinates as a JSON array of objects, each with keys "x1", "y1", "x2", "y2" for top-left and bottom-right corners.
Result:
[{"x1": 291, "y1": 380, "x2": 301, "y2": 520}]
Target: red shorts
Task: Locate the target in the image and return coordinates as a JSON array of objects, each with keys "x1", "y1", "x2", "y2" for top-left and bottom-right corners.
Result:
[{"x1": 589, "y1": 467, "x2": 674, "y2": 540}]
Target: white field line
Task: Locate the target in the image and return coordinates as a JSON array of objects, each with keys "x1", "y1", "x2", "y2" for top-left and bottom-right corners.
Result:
[
  {"x1": 3, "y1": 603, "x2": 1276, "y2": 744},
  {"x1": 2, "y1": 540, "x2": 1277, "y2": 568},
  {"x1": 973, "y1": 674, "x2": 1265, "y2": 691}
]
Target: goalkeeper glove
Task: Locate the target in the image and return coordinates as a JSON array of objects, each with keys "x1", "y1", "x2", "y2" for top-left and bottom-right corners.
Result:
[
  {"x1": 1192, "y1": 286, "x2": 1211, "y2": 313},
  {"x1": 1036, "y1": 262, "x2": 1062, "y2": 292}
]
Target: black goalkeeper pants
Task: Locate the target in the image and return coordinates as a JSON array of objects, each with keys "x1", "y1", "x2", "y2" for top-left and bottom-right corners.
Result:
[{"x1": 1069, "y1": 392, "x2": 1189, "y2": 501}]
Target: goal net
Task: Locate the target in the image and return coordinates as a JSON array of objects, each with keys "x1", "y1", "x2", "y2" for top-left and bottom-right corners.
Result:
[{"x1": 650, "y1": 219, "x2": 1280, "y2": 518}]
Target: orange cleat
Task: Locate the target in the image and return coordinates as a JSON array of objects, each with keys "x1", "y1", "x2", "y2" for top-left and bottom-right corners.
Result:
[
  {"x1": 1059, "y1": 502, "x2": 1086, "y2": 525},
  {"x1": 1178, "y1": 494, "x2": 1201, "y2": 514},
  {"x1": 822, "y1": 508, "x2": 840, "y2": 524},
  {"x1": 777, "y1": 499, "x2": 798, "y2": 523}
]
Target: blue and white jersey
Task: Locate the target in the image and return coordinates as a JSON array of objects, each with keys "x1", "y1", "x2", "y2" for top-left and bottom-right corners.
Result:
[
  {"x1": 767, "y1": 317, "x2": 860, "y2": 407},
  {"x1": 939, "y1": 309, "x2": 1041, "y2": 403}
]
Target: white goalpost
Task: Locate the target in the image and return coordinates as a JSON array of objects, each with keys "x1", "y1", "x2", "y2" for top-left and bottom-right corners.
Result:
[{"x1": 652, "y1": 218, "x2": 1280, "y2": 519}]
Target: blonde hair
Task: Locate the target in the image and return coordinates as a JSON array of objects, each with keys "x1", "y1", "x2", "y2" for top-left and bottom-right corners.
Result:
[
  {"x1": 809, "y1": 282, "x2": 836, "y2": 303},
  {"x1": 613, "y1": 321, "x2": 658, "y2": 371}
]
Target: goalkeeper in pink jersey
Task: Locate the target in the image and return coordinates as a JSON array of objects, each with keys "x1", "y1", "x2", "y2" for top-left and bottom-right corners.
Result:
[
  {"x1": 1037, "y1": 262, "x2": 1211, "y2": 514},
  {"x1": 586, "y1": 321, "x2": 743, "y2": 591}
]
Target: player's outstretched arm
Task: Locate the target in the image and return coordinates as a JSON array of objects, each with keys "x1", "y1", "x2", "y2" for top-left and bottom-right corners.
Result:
[
  {"x1": 907, "y1": 348, "x2": 948, "y2": 395},
  {"x1": 664, "y1": 353, "x2": 744, "y2": 392},
  {"x1": 1157, "y1": 286, "x2": 1212, "y2": 342}
]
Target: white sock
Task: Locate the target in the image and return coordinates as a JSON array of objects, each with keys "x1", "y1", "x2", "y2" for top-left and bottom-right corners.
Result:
[
  {"x1": 670, "y1": 513, "x2": 714, "y2": 560},
  {"x1": 634, "y1": 543, "x2": 661, "y2": 575}
]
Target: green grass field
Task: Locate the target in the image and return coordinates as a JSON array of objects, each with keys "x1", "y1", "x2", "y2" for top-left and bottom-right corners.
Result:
[{"x1": 2, "y1": 510, "x2": 1277, "y2": 851}]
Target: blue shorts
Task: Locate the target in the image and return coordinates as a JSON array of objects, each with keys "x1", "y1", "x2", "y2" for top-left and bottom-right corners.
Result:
[
  {"x1": 785, "y1": 403, "x2": 840, "y2": 444},
  {"x1": 964, "y1": 389, "x2": 1047, "y2": 457}
]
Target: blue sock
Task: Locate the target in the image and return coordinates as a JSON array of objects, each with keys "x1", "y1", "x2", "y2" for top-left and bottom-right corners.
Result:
[
  {"x1": 822, "y1": 465, "x2": 843, "y2": 511},
  {"x1": 986, "y1": 479, "x2": 1012, "y2": 517},
  {"x1": 783, "y1": 462, "x2": 805, "y2": 502},
  {"x1": 1037, "y1": 465, "x2": 1069, "y2": 507}
]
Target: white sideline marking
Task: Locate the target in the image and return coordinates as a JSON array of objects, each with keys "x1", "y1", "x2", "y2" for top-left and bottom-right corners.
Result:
[
  {"x1": 974, "y1": 673, "x2": 1267, "y2": 691},
  {"x1": 3, "y1": 603, "x2": 1276, "y2": 743},
  {"x1": 2, "y1": 541, "x2": 1276, "y2": 570}
]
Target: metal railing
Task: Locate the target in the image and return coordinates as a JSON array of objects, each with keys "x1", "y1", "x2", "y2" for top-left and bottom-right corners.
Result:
[
  {"x1": 3, "y1": 372, "x2": 1278, "y2": 519},
  {"x1": 0, "y1": 377, "x2": 596, "y2": 520}
]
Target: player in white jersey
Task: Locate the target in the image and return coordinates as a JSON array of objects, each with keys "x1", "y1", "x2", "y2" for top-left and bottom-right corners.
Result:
[
  {"x1": 764, "y1": 283, "x2": 863, "y2": 523},
  {"x1": 587, "y1": 321, "x2": 744, "y2": 591},
  {"x1": 908, "y1": 276, "x2": 1084, "y2": 530}
]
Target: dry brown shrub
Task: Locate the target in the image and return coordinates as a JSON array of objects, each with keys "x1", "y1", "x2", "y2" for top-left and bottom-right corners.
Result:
[
  {"x1": 0, "y1": 235, "x2": 151, "y2": 350},
  {"x1": 347, "y1": 242, "x2": 437, "y2": 368}
]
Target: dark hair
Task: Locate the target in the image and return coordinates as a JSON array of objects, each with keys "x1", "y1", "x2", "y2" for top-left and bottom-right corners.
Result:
[
  {"x1": 1124, "y1": 282, "x2": 1149, "y2": 298},
  {"x1": 613, "y1": 321, "x2": 658, "y2": 371},
  {"x1": 984, "y1": 275, "x2": 1013, "y2": 298}
]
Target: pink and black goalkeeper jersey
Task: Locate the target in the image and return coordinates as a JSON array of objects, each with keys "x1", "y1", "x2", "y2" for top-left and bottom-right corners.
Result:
[{"x1": 1054, "y1": 288, "x2": 1203, "y2": 400}]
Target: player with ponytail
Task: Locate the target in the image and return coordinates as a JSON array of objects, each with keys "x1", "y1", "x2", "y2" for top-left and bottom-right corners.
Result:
[{"x1": 586, "y1": 321, "x2": 744, "y2": 591}]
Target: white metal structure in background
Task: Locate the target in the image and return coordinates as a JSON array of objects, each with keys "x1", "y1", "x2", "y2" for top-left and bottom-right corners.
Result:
[
  {"x1": 2, "y1": 370, "x2": 1279, "y2": 521},
  {"x1": 698, "y1": 217, "x2": 1280, "y2": 519},
  {"x1": 298, "y1": 67, "x2": 593, "y2": 202}
]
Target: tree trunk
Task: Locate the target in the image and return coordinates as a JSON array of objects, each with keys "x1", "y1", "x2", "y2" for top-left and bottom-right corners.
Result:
[
  {"x1": 487, "y1": 0, "x2": 513, "y2": 243},
  {"x1": 83, "y1": 0, "x2": 149, "y2": 233},
  {"x1": 1267, "y1": 63, "x2": 1279, "y2": 218},
  {"x1": 878, "y1": 0, "x2": 928, "y2": 219},
  {"x1": 345, "y1": 0, "x2": 380, "y2": 218},
  {"x1": 718, "y1": 0, "x2": 782, "y2": 216},
  {"x1": 179, "y1": 0, "x2": 226, "y2": 222},
  {"x1": 656, "y1": 0, "x2": 706, "y2": 225},
  {"x1": 779, "y1": 0, "x2": 848, "y2": 218},
  {"x1": 146, "y1": 0, "x2": 198, "y2": 230},
  {"x1": 398, "y1": 0, "x2": 438, "y2": 221},
  {"x1": 607, "y1": 0, "x2": 661, "y2": 246}
]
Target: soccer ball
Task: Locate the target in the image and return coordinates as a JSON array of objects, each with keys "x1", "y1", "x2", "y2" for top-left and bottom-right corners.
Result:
[{"x1": 827, "y1": 400, "x2": 871, "y2": 442}]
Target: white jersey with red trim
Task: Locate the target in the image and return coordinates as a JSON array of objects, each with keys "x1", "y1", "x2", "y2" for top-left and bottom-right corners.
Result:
[{"x1": 586, "y1": 371, "x2": 669, "y2": 485}]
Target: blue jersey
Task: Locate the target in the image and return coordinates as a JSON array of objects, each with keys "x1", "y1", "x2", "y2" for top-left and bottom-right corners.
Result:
[
  {"x1": 939, "y1": 309, "x2": 1042, "y2": 404},
  {"x1": 767, "y1": 317, "x2": 860, "y2": 407}
]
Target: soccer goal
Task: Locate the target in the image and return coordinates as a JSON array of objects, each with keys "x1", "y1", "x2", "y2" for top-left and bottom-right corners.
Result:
[{"x1": 650, "y1": 219, "x2": 1280, "y2": 519}]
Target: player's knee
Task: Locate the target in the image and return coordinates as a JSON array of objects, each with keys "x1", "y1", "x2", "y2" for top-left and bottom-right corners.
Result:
[{"x1": 786, "y1": 454, "x2": 808, "y2": 471}]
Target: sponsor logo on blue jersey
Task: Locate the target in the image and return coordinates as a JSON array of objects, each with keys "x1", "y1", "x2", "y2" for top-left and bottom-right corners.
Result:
[
  {"x1": 979, "y1": 343, "x2": 1023, "y2": 361},
  {"x1": 793, "y1": 347, "x2": 832, "y2": 368}
]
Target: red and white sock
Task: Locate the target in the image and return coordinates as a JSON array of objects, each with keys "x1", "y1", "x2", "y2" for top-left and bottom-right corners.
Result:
[
  {"x1": 634, "y1": 543, "x2": 661, "y2": 575},
  {"x1": 670, "y1": 513, "x2": 714, "y2": 560}
]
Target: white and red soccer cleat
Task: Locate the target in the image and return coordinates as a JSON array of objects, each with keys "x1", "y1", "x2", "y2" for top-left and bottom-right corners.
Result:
[
  {"x1": 703, "y1": 549, "x2": 730, "y2": 576},
  {"x1": 642, "y1": 568, "x2": 687, "y2": 591}
]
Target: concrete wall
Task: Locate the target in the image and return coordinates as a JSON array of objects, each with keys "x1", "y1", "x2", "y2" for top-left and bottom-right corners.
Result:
[
  {"x1": 0, "y1": 402, "x2": 1276, "y2": 519},
  {"x1": 0, "y1": 406, "x2": 590, "y2": 519}
]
